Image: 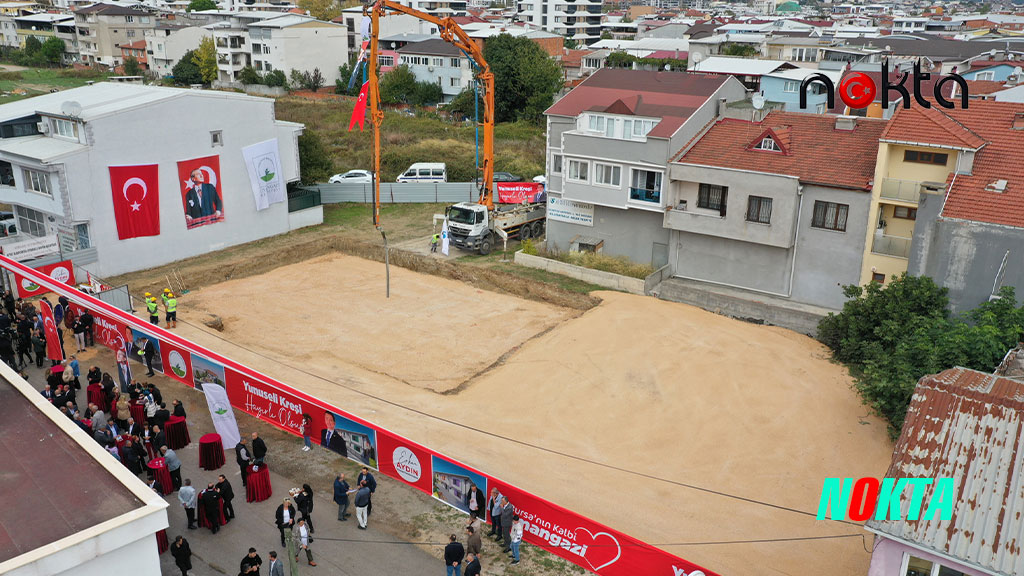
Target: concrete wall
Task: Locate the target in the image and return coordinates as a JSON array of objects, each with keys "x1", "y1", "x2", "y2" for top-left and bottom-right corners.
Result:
[
  {"x1": 62, "y1": 91, "x2": 301, "y2": 277},
  {"x1": 316, "y1": 182, "x2": 479, "y2": 204},
  {"x1": 514, "y1": 249, "x2": 645, "y2": 294},
  {"x1": 545, "y1": 196, "x2": 669, "y2": 266},
  {"x1": 288, "y1": 204, "x2": 323, "y2": 231},
  {"x1": 910, "y1": 194, "x2": 1024, "y2": 314}
]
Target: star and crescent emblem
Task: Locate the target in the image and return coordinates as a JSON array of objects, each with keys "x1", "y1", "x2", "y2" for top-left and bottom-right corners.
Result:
[{"x1": 122, "y1": 177, "x2": 148, "y2": 212}]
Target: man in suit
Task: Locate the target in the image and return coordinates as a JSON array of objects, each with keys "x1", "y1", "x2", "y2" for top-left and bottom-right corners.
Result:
[
  {"x1": 236, "y1": 438, "x2": 251, "y2": 487},
  {"x1": 319, "y1": 412, "x2": 347, "y2": 457},
  {"x1": 40, "y1": 384, "x2": 54, "y2": 403},
  {"x1": 216, "y1": 474, "x2": 235, "y2": 521},
  {"x1": 200, "y1": 482, "x2": 222, "y2": 534},
  {"x1": 125, "y1": 417, "x2": 141, "y2": 438},
  {"x1": 151, "y1": 425, "x2": 166, "y2": 451},
  {"x1": 267, "y1": 551, "x2": 284, "y2": 576},
  {"x1": 153, "y1": 403, "x2": 171, "y2": 430},
  {"x1": 184, "y1": 168, "x2": 223, "y2": 226},
  {"x1": 467, "y1": 482, "x2": 485, "y2": 521},
  {"x1": 463, "y1": 553, "x2": 481, "y2": 576},
  {"x1": 357, "y1": 466, "x2": 376, "y2": 517},
  {"x1": 140, "y1": 337, "x2": 156, "y2": 376},
  {"x1": 172, "y1": 399, "x2": 186, "y2": 418},
  {"x1": 500, "y1": 497, "x2": 515, "y2": 553},
  {"x1": 251, "y1": 431, "x2": 267, "y2": 464}
]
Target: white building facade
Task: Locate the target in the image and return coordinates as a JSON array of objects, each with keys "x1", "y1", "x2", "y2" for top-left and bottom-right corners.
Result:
[
  {"x1": 213, "y1": 13, "x2": 347, "y2": 85},
  {"x1": 146, "y1": 25, "x2": 212, "y2": 77},
  {"x1": 516, "y1": 0, "x2": 602, "y2": 45}
]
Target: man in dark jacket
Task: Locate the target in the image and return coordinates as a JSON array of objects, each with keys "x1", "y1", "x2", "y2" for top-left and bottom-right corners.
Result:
[
  {"x1": 170, "y1": 535, "x2": 192, "y2": 576},
  {"x1": 357, "y1": 466, "x2": 376, "y2": 516},
  {"x1": 467, "y1": 482, "x2": 485, "y2": 521},
  {"x1": 463, "y1": 553, "x2": 482, "y2": 576},
  {"x1": 251, "y1": 432, "x2": 267, "y2": 464},
  {"x1": 216, "y1": 474, "x2": 235, "y2": 521},
  {"x1": 200, "y1": 483, "x2": 222, "y2": 534},
  {"x1": 333, "y1": 473, "x2": 351, "y2": 521},
  {"x1": 240, "y1": 548, "x2": 263, "y2": 575},
  {"x1": 500, "y1": 497, "x2": 515, "y2": 552},
  {"x1": 172, "y1": 399, "x2": 186, "y2": 418},
  {"x1": 274, "y1": 499, "x2": 297, "y2": 547},
  {"x1": 444, "y1": 534, "x2": 465, "y2": 576},
  {"x1": 153, "y1": 403, "x2": 171, "y2": 430},
  {"x1": 236, "y1": 438, "x2": 251, "y2": 487},
  {"x1": 140, "y1": 337, "x2": 156, "y2": 376},
  {"x1": 354, "y1": 482, "x2": 371, "y2": 529},
  {"x1": 122, "y1": 438, "x2": 142, "y2": 474}
]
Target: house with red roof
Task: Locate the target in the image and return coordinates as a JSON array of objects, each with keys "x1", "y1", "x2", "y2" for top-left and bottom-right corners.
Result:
[
  {"x1": 903, "y1": 101, "x2": 1024, "y2": 313},
  {"x1": 662, "y1": 112, "x2": 887, "y2": 317},
  {"x1": 543, "y1": 68, "x2": 746, "y2": 268},
  {"x1": 865, "y1": 366, "x2": 1024, "y2": 576}
]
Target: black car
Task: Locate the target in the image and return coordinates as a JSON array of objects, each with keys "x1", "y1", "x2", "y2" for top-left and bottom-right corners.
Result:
[{"x1": 476, "y1": 172, "x2": 523, "y2": 185}]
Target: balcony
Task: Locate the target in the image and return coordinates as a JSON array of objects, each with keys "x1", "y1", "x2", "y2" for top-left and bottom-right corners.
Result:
[
  {"x1": 880, "y1": 178, "x2": 922, "y2": 204},
  {"x1": 629, "y1": 187, "x2": 661, "y2": 203},
  {"x1": 871, "y1": 234, "x2": 912, "y2": 259}
]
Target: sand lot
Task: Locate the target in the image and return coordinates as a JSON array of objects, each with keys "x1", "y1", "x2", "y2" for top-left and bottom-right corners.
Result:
[{"x1": 177, "y1": 254, "x2": 893, "y2": 576}]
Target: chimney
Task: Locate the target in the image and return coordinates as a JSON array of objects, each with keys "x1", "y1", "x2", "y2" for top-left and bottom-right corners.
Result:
[
  {"x1": 717, "y1": 97, "x2": 727, "y2": 119},
  {"x1": 835, "y1": 116, "x2": 857, "y2": 131}
]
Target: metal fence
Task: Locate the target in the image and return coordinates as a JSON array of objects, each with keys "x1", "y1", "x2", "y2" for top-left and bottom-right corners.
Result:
[
  {"x1": 95, "y1": 284, "x2": 133, "y2": 312},
  {"x1": 288, "y1": 187, "x2": 322, "y2": 212},
  {"x1": 301, "y1": 182, "x2": 480, "y2": 204}
]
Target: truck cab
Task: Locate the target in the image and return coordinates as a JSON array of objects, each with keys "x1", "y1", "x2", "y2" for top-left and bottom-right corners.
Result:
[{"x1": 446, "y1": 202, "x2": 491, "y2": 252}]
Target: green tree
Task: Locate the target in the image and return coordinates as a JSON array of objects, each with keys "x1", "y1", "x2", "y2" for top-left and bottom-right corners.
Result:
[
  {"x1": 23, "y1": 36, "x2": 42, "y2": 56},
  {"x1": 238, "y1": 65, "x2": 262, "y2": 85},
  {"x1": 307, "y1": 67, "x2": 324, "y2": 92},
  {"x1": 263, "y1": 69, "x2": 287, "y2": 87},
  {"x1": 722, "y1": 43, "x2": 758, "y2": 57},
  {"x1": 378, "y1": 64, "x2": 418, "y2": 104},
  {"x1": 483, "y1": 34, "x2": 562, "y2": 123},
  {"x1": 40, "y1": 37, "x2": 65, "y2": 65},
  {"x1": 187, "y1": 0, "x2": 217, "y2": 11},
  {"x1": 171, "y1": 49, "x2": 203, "y2": 84},
  {"x1": 298, "y1": 0, "x2": 342, "y2": 21},
  {"x1": 297, "y1": 130, "x2": 333, "y2": 184},
  {"x1": 412, "y1": 79, "x2": 443, "y2": 106},
  {"x1": 335, "y1": 61, "x2": 360, "y2": 95},
  {"x1": 192, "y1": 36, "x2": 218, "y2": 84},
  {"x1": 444, "y1": 87, "x2": 484, "y2": 119},
  {"x1": 123, "y1": 55, "x2": 142, "y2": 76},
  {"x1": 290, "y1": 68, "x2": 307, "y2": 89}
]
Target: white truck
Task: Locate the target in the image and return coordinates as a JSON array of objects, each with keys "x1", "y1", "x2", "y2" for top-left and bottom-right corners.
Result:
[{"x1": 443, "y1": 201, "x2": 546, "y2": 255}]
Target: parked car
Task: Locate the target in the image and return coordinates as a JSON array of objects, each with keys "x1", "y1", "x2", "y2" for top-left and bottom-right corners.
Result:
[
  {"x1": 476, "y1": 172, "x2": 523, "y2": 186},
  {"x1": 396, "y1": 162, "x2": 446, "y2": 183},
  {"x1": 329, "y1": 170, "x2": 374, "y2": 184}
]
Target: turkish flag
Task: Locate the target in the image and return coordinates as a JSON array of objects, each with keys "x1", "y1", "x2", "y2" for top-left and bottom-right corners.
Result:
[
  {"x1": 39, "y1": 300, "x2": 65, "y2": 362},
  {"x1": 349, "y1": 81, "x2": 369, "y2": 131},
  {"x1": 109, "y1": 165, "x2": 160, "y2": 240}
]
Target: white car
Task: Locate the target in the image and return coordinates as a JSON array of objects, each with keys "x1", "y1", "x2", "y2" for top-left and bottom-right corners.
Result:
[{"x1": 328, "y1": 170, "x2": 374, "y2": 184}]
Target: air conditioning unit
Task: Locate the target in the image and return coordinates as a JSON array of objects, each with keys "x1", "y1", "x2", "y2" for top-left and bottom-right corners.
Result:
[
  {"x1": 427, "y1": 65, "x2": 435, "y2": 72},
  {"x1": 36, "y1": 121, "x2": 50, "y2": 134}
]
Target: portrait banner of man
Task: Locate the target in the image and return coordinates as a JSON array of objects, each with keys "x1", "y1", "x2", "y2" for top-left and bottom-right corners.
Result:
[{"x1": 176, "y1": 155, "x2": 225, "y2": 230}]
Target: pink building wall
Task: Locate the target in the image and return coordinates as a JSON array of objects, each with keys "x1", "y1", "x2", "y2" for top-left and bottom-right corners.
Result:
[{"x1": 869, "y1": 535, "x2": 993, "y2": 576}]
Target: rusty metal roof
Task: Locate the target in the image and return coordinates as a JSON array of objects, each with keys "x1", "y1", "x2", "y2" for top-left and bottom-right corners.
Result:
[{"x1": 866, "y1": 367, "x2": 1024, "y2": 576}]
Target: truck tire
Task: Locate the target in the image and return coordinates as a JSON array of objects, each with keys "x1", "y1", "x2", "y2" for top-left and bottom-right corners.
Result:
[
  {"x1": 532, "y1": 221, "x2": 544, "y2": 238},
  {"x1": 479, "y1": 238, "x2": 492, "y2": 255},
  {"x1": 519, "y1": 224, "x2": 532, "y2": 241}
]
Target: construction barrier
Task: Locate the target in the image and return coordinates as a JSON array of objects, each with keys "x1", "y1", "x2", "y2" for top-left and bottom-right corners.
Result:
[{"x1": 0, "y1": 253, "x2": 716, "y2": 576}]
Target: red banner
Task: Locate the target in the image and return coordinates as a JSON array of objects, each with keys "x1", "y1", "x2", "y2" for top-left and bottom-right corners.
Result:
[
  {"x1": 0, "y1": 254, "x2": 718, "y2": 576},
  {"x1": 159, "y1": 339, "x2": 194, "y2": 387},
  {"x1": 38, "y1": 300, "x2": 64, "y2": 362},
  {"x1": 177, "y1": 155, "x2": 224, "y2": 230},
  {"x1": 109, "y1": 164, "x2": 160, "y2": 240},
  {"x1": 15, "y1": 260, "x2": 76, "y2": 299},
  {"x1": 496, "y1": 182, "x2": 544, "y2": 204}
]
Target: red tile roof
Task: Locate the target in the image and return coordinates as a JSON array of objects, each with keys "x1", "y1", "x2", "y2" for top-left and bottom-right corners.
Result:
[
  {"x1": 121, "y1": 39, "x2": 146, "y2": 50},
  {"x1": 866, "y1": 367, "x2": 1024, "y2": 574},
  {"x1": 962, "y1": 79, "x2": 1009, "y2": 95},
  {"x1": 879, "y1": 105, "x2": 986, "y2": 149},
  {"x1": 560, "y1": 49, "x2": 590, "y2": 67},
  {"x1": 544, "y1": 69, "x2": 730, "y2": 139},
  {"x1": 675, "y1": 112, "x2": 886, "y2": 190}
]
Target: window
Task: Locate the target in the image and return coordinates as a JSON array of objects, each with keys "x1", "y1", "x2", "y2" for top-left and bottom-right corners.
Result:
[
  {"x1": 0, "y1": 161, "x2": 13, "y2": 187},
  {"x1": 75, "y1": 223, "x2": 91, "y2": 250},
  {"x1": 252, "y1": 42, "x2": 261, "y2": 53},
  {"x1": 872, "y1": 272, "x2": 885, "y2": 284},
  {"x1": 566, "y1": 159, "x2": 589, "y2": 182},
  {"x1": 126, "y1": 30, "x2": 135, "y2": 38},
  {"x1": 811, "y1": 200, "x2": 849, "y2": 232},
  {"x1": 594, "y1": 163, "x2": 621, "y2": 187},
  {"x1": 632, "y1": 119, "x2": 655, "y2": 138},
  {"x1": 126, "y1": 16, "x2": 134, "y2": 23},
  {"x1": 756, "y1": 137, "x2": 781, "y2": 151},
  {"x1": 551, "y1": 154, "x2": 563, "y2": 174},
  {"x1": 265, "y1": 63, "x2": 272, "y2": 71},
  {"x1": 211, "y1": 130, "x2": 223, "y2": 147},
  {"x1": 783, "y1": 80, "x2": 798, "y2": 92},
  {"x1": 588, "y1": 115, "x2": 605, "y2": 132},
  {"x1": 54, "y1": 118, "x2": 77, "y2": 139},
  {"x1": 791, "y1": 47, "x2": 816, "y2": 62},
  {"x1": 746, "y1": 196, "x2": 772, "y2": 224},
  {"x1": 254, "y1": 60, "x2": 263, "y2": 70},
  {"x1": 629, "y1": 169, "x2": 662, "y2": 203},
  {"x1": 904, "y1": 554, "x2": 932, "y2": 576},
  {"x1": 379, "y1": 55, "x2": 394, "y2": 67},
  {"x1": 450, "y1": 77, "x2": 460, "y2": 87},
  {"x1": 450, "y1": 58, "x2": 459, "y2": 67},
  {"x1": 22, "y1": 169, "x2": 51, "y2": 196},
  {"x1": 815, "y1": 102, "x2": 826, "y2": 114},
  {"x1": 16, "y1": 206, "x2": 47, "y2": 237},
  {"x1": 604, "y1": 117, "x2": 616, "y2": 138},
  {"x1": 697, "y1": 183, "x2": 727, "y2": 215},
  {"x1": 432, "y1": 57, "x2": 443, "y2": 67},
  {"x1": 263, "y1": 45, "x2": 270, "y2": 54},
  {"x1": 904, "y1": 150, "x2": 948, "y2": 165},
  {"x1": 893, "y1": 206, "x2": 917, "y2": 220},
  {"x1": 975, "y1": 71, "x2": 994, "y2": 81}
]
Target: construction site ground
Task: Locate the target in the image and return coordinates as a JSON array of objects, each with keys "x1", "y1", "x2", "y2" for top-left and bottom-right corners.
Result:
[{"x1": 109, "y1": 203, "x2": 895, "y2": 576}]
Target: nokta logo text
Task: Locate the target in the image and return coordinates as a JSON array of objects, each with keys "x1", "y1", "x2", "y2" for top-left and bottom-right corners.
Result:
[
  {"x1": 817, "y1": 477, "x2": 955, "y2": 522},
  {"x1": 799, "y1": 61, "x2": 968, "y2": 111}
]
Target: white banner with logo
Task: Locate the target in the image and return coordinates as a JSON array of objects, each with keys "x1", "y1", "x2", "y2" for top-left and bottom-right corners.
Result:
[
  {"x1": 547, "y1": 197, "x2": 594, "y2": 227},
  {"x1": 441, "y1": 218, "x2": 450, "y2": 256},
  {"x1": 0, "y1": 234, "x2": 59, "y2": 261},
  {"x1": 203, "y1": 382, "x2": 241, "y2": 449},
  {"x1": 241, "y1": 138, "x2": 286, "y2": 211}
]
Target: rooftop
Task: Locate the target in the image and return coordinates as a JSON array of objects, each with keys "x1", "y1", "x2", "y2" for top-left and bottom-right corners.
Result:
[
  {"x1": 396, "y1": 38, "x2": 463, "y2": 57},
  {"x1": 73, "y1": 2, "x2": 148, "y2": 16},
  {"x1": 866, "y1": 367, "x2": 1024, "y2": 576},
  {"x1": 676, "y1": 112, "x2": 887, "y2": 191},
  {"x1": 545, "y1": 68, "x2": 731, "y2": 139},
  {"x1": 692, "y1": 56, "x2": 794, "y2": 76}
]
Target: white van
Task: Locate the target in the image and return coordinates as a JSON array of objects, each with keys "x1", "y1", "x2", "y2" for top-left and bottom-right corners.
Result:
[{"x1": 396, "y1": 162, "x2": 447, "y2": 183}]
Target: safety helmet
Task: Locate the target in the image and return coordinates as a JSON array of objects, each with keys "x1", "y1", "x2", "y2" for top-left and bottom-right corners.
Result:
[
  {"x1": 163, "y1": 288, "x2": 171, "y2": 293},
  {"x1": 168, "y1": 293, "x2": 174, "y2": 298},
  {"x1": 144, "y1": 292, "x2": 151, "y2": 297}
]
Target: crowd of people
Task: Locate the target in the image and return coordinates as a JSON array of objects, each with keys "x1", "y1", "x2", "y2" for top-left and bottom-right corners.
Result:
[{"x1": 0, "y1": 290, "x2": 94, "y2": 371}]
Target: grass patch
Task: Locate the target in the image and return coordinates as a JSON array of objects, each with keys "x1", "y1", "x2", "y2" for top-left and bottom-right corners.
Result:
[
  {"x1": 0, "y1": 67, "x2": 112, "y2": 100},
  {"x1": 535, "y1": 247, "x2": 655, "y2": 279}
]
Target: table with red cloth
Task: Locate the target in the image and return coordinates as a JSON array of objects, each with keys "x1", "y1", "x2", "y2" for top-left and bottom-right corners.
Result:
[
  {"x1": 245, "y1": 464, "x2": 272, "y2": 503},
  {"x1": 147, "y1": 458, "x2": 173, "y2": 495},
  {"x1": 143, "y1": 436, "x2": 157, "y2": 460},
  {"x1": 156, "y1": 529, "x2": 169, "y2": 554},
  {"x1": 115, "y1": 434, "x2": 129, "y2": 459},
  {"x1": 197, "y1": 492, "x2": 227, "y2": 529},
  {"x1": 129, "y1": 401, "x2": 146, "y2": 425},
  {"x1": 165, "y1": 415, "x2": 190, "y2": 450},
  {"x1": 199, "y1": 433, "x2": 225, "y2": 470},
  {"x1": 86, "y1": 384, "x2": 105, "y2": 409}
]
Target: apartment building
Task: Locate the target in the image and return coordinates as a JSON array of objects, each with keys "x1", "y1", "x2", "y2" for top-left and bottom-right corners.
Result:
[
  {"x1": 146, "y1": 24, "x2": 211, "y2": 78},
  {"x1": 516, "y1": 0, "x2": 602, "y2": 45},
  {"x1": 397, "y1": 38, "x2": 475, "y2": 101},
  {"x1": 74, "y1": 3, "x2": 156, "y2": 67},
  {"x1": 14, "y1": 13, "x2": 78, "y2": 62},
  {"x1": 543, "y1": 68, "x2": 746, "y2": 268},
  {"x1": 213, "y1": 13, "x2": 346, "y2": 84}
]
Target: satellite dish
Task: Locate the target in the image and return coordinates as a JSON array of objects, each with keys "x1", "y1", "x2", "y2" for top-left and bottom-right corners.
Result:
[
  {"x1": 61, "y1": 101, "x2": 82, "y2": 117},
  {"x1": 692, "y1": 52, "x2": 704, "y2": 63},
  {"x1": 752, "y1": 94, "x2": 765, "y2": 110},
  {"x1": 665, "y1": 64, "x2": 672, "y2": 71}
]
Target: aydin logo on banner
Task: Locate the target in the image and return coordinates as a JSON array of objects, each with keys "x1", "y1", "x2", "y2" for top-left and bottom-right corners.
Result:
[
  {"x1": 817, "y1": 477, "x2": 955, "y2": 521},
  {"x1": 800, "y1": 61, "x2": 968, "y2": 111},
  {"x1": 392, "y1": 447, "x2": 421, "y2": 483},
  {"x1": 49, "y1": 265, "x2": 71, "y2": 284}
]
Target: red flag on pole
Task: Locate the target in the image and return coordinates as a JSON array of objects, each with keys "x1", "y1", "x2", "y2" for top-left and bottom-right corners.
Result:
[
  {"x1": 109, "y1": 164, "x2": 160, "y2": 240},
  {"x1": 39, "y1": 300, "x2": 64, "y2": 363},
  {"x1": 349, "y1": 81, "x2": 369, "y2": 131}
]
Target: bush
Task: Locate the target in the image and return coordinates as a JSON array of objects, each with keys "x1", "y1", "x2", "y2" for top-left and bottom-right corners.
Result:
[
  {"x1": 535, "y1": 247, "x2": 654, "y2": 279},
  {"x1": 264, "y1": 69, "x2": 287, "y2": 87},
  {"x1": 238, "y1": 65, "x2": 262, "y2": 85},
  {"x1": 520, "y1": 238, "x2": 538, "y2": 255},
  {"x1": 297, "y1": 130, "x2": 333, "y2": 184}
]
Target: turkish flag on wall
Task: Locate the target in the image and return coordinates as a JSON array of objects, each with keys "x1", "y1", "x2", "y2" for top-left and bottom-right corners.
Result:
[
  {"x1": 38, "y1": 300, "x2": 64, "y2": 362},
  {"x1": 109, "y1": 164, "x2": 160, "y2": 240}
]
